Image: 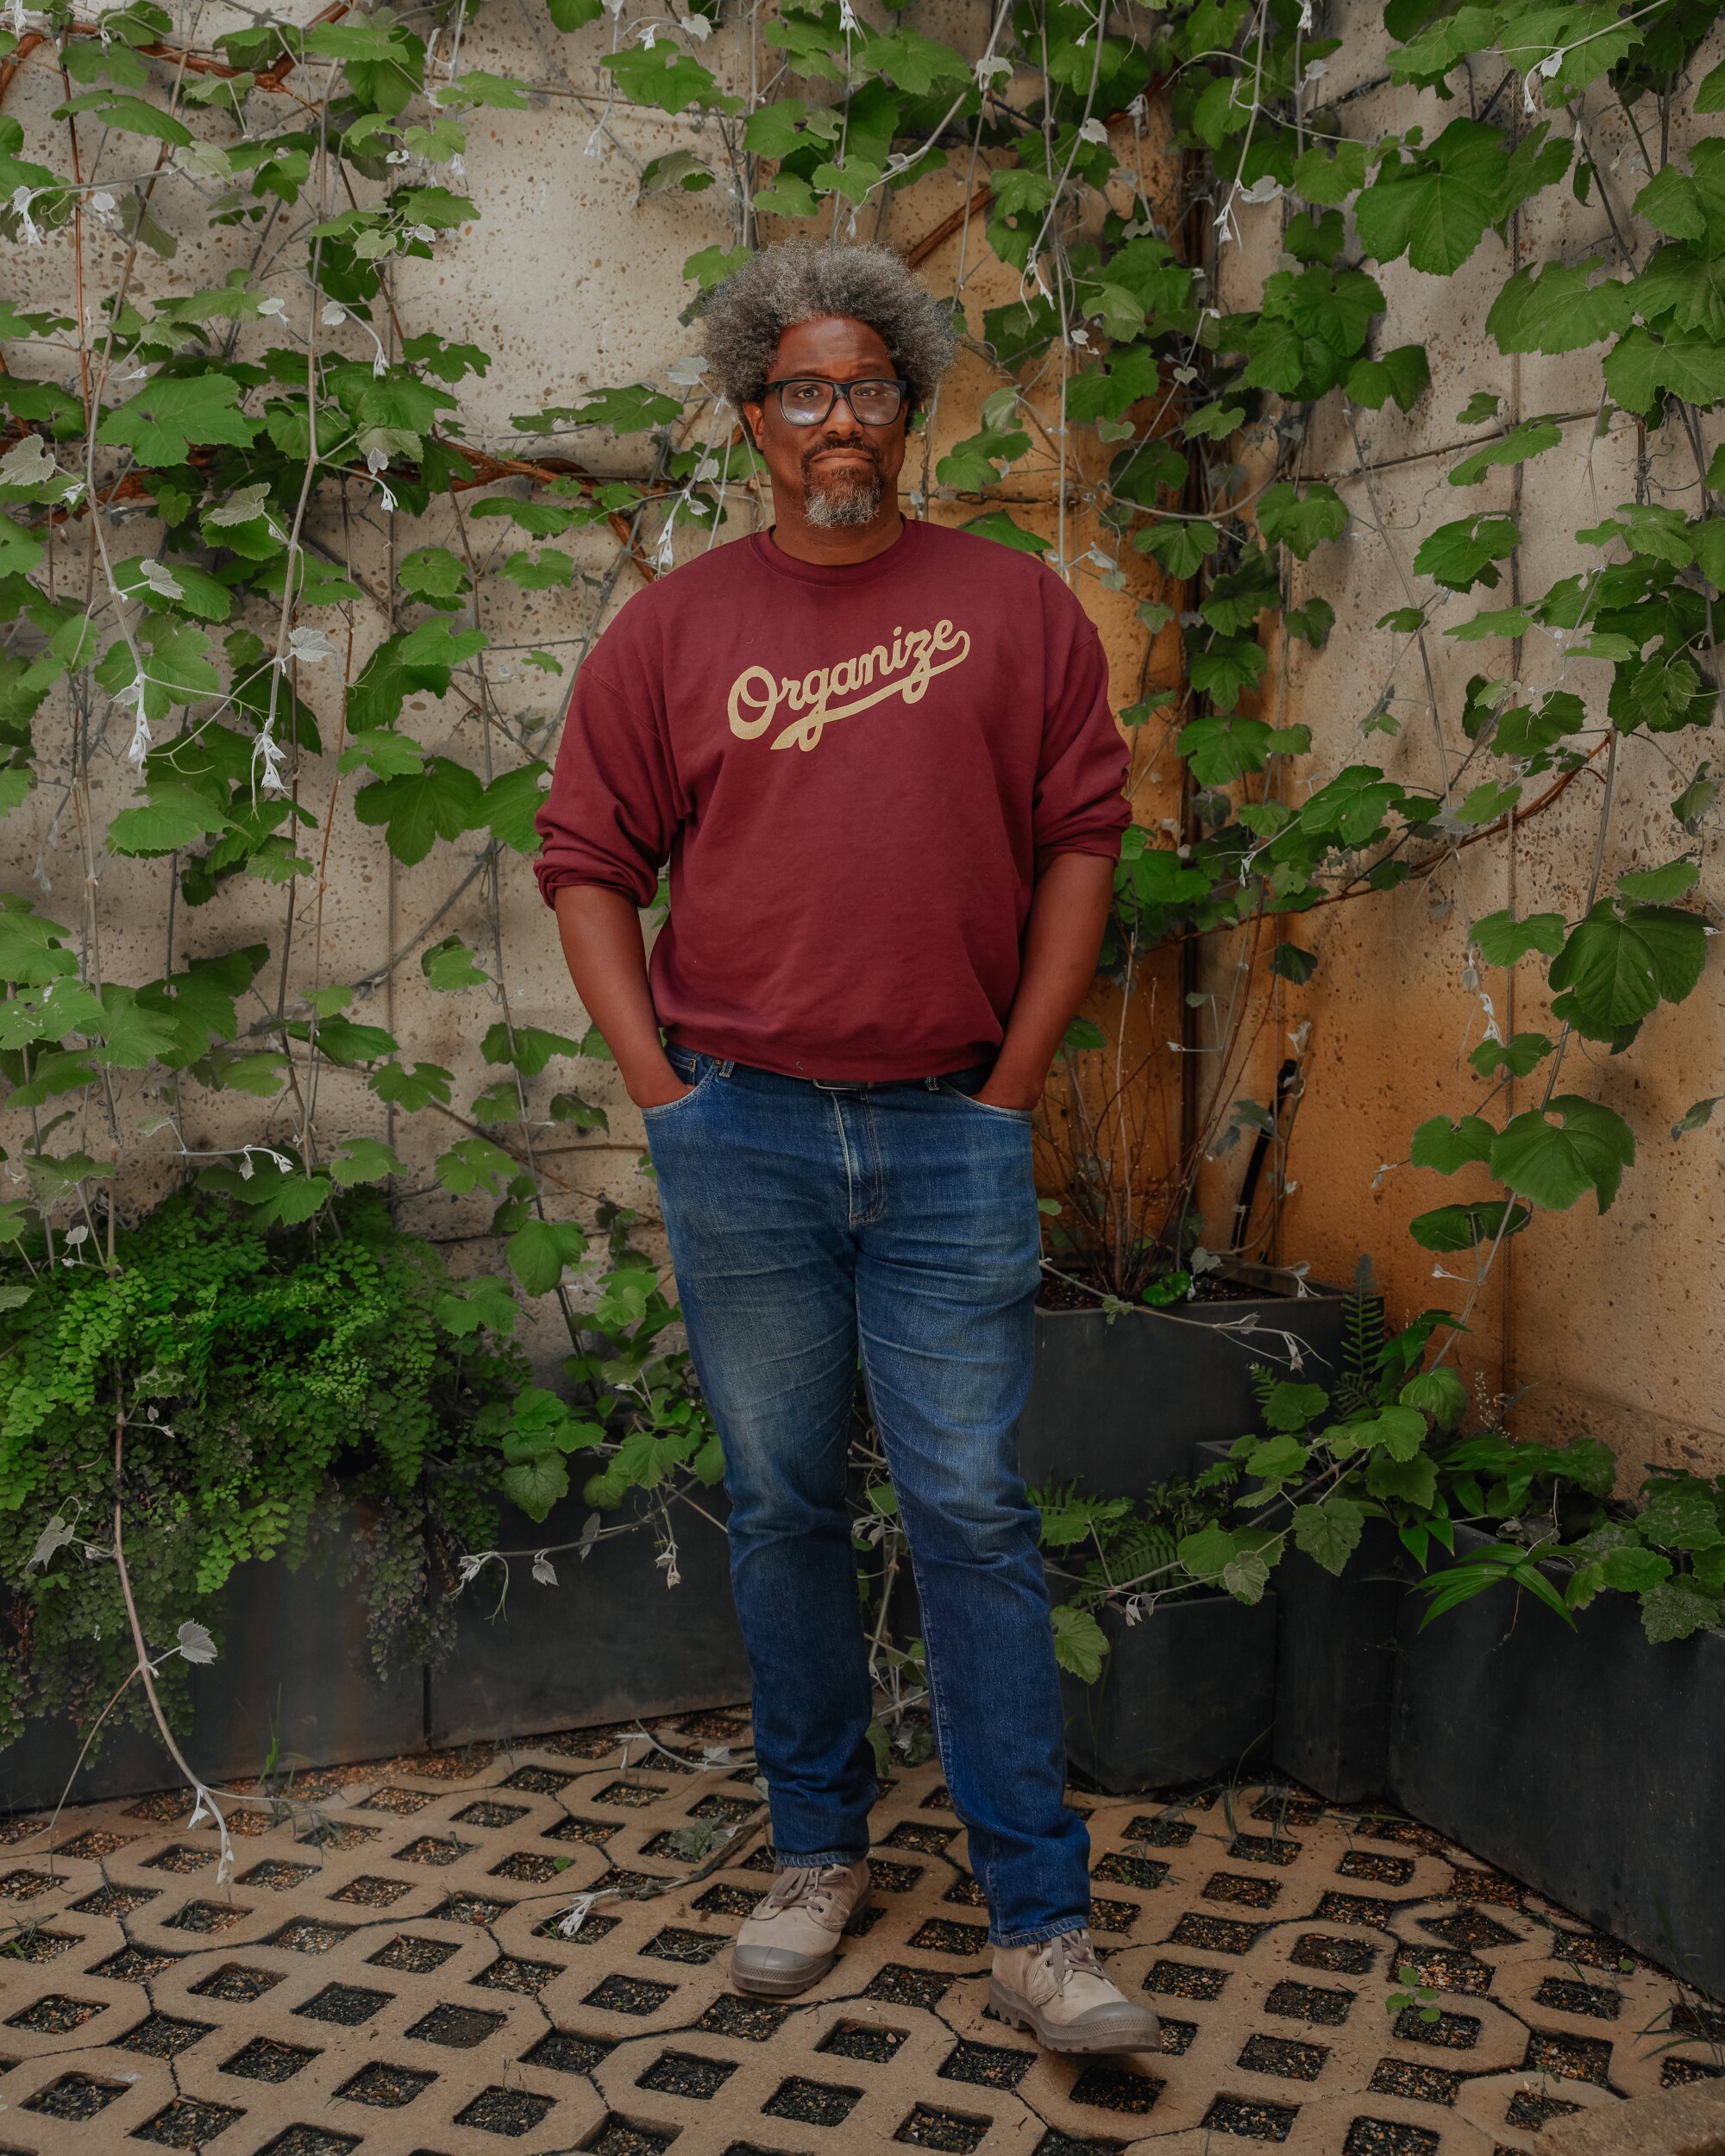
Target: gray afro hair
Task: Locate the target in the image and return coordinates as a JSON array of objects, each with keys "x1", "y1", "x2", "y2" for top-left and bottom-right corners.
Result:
[{"x1": 701, "y1": 240, "x2": 956, "y2": 414}]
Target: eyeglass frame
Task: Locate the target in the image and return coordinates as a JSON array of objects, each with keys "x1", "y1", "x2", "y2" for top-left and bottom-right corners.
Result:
[{"x1": 759, "y1": 375, "x2": 913, "y2": 428}]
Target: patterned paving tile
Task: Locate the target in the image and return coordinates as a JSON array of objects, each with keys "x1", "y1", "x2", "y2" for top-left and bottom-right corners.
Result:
[{"x1": 0, "y1": 1713, "x2": 1700, "y2": 2156}]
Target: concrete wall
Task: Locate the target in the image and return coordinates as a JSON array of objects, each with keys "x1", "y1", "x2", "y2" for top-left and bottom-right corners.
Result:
[
  {"x1": 3, "y1": 0, "x2": 1720, "y2": 1477},
  {"x1": 1208, "y1": 6, "x2": 1725, "y2": 1485}
]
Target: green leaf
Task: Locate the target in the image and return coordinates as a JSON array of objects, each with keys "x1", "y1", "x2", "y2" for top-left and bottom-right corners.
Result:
[
  {"x1": 1410, "y1": 1114, "x2": 1496, "y2": 1173},
  {"x1": 1345, "y1": 343, "x2": 1430, "y2": 411},
  {"x1": 436, "y1": 1133, "x2": 518, "y2": 1195},
  {"x1": 329, "y1": 1137, "x2": 405, "y2": 1186},
  {"x1": 1487, "y1": 260, "x2": 1634, "y2": 355},
  {"x1": 1597, "y1": 1545, "x2": 1672, "y2": 1592},
  {"x1": 1222, "y1": 1549, "x2": 1273, "y2": 1603},
  {"x1": 502, "y1": 1451, "x2": 570, "y2": 1521},
  {"x1": 1135, "y1": 518, "x2": 1220, "y2": 578},
  {"x1": 600, "y1": 46, "x2": 741, "y2": 116},
  {"x1": 398, "y1": 544, "x2": 469, "y2": 606},
  {"x1": 1176, "y1": 1521, "x2": 1239, "y2": 1583},
  {"x1": 1050, "y1": 1603, "x2": 1109, "y2": 1683},
  {"x1": 1639, "y1": 1576, "x2": 1722, "y2": 1644},
  {"x1": 547, "y1": 0, "x2": 604, "y2": 27},
  {"x1": 1471, "y1": 909, "x2": 1566, "y2": 965},
  {"x1": 436, "y1": 1275, "x2": 518, "y2": 1336},
  {"x1": 1447, "y1": 417, "x2": 1563, "y2": 486},
  {"x1": 1258, "y1": 482, "x2": 1349, "y2": 557},
  {"x1": 506, "y1": 1217, "x2": 589, "y2": 1296},
  {"x1": 1671, "y1": 1096, "x2": 1720, "y2": 1140},
  {"x1": 1292, "y1": 137, "x2": 1366, "y2": 204},
  {"x1": 354, "y1": 756, "x2": 486, "y2": 865},
  {"x1": 97, "y1": 374, "x2": 259, "y2": 466},
  {"x1": 481, "y1": 1022, "x2": 583, "y2": 1075},
  {"x1": 1604, "y1": 325, "x2": 1725, "y2": 414},
  {"x1": 1239, "y1": 1433, "x2": 1310, "y2": 1489},
  {"x1": 369, "y1": 1060, "x2": 453, "y2": 1111},
  {"x1": 1637, "y1": 1478, "x2": 1723, "y2": 1550},
  {"x1": 1291, "y1": 1498, "x2": 1364, "y2": 1575},
  {"x1": 1490, "y1": 1096, "x2": 1637, "y2": 1213},
  {"x1": 1414, "y1": 513, "x2": 1520, "y2": 592},
  {"x1": 298, "y1": 1013, "x2": 397, "y2": 1066},
  {"x1": 1263, "y1": 1381, "x2": 1330, "y2": 1433},
  {"x1": 91, "y1": 982, "x2": 180, "y2": 1067},
  {"x1": 106, "y1": 786, "x2": 233, "y2": 857},
  {"x1": 1546, "y1": 901, "x2": 1708, "y2": 1038},
  {"x1": 1189, "y1": 635, "x2": 1267, "y2": 713},
  {"x1": 1366, "y1": 1451, "x2": 1438, "y2": 1509},
  {"x1": 500, "y1": 548, "x2": 574, "y2": 591},
  {"x1": 1356, "y1": 120, "x2": 1508, "y2": 276},
  {"x1": 1400, "y1": 1366, "x2": 1465, "y2": 1430},
  {"x1": 962, "y1": 511, "x2": 1049, "y2": 556},
  {"x1": 420, "y1": 934, "x2": 488, "y2": 991},
  {"x1": 53, "y1": 88, "x2": 191, "y2": 144},
  {"x1": 346, "y1": 619, "x2": 487, "y2": 731},
  {"x1": 1616, "y1": 859, "x2": 1698, "y2": 904},
  {"x1": 482, "y1": 762, "x2": 549, "y2": 853},
  {"x1": 1409, "y1": 1199, "x2": 1532, "y2": 1250}
]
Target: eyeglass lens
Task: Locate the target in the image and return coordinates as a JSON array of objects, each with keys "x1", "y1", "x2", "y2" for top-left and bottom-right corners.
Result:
[{"x1": 776, "y1": 379, "x2": 905, "y2": 425}]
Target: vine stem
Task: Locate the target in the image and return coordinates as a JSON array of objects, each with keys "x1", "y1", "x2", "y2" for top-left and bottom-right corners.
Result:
[{"x1": 109, "y1": 1399, "x2": 234, "y2": 1882}]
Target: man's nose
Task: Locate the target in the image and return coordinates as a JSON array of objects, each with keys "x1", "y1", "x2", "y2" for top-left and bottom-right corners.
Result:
[{"x1": 823, "y1": 392, "x2": 865, "y2": 437}]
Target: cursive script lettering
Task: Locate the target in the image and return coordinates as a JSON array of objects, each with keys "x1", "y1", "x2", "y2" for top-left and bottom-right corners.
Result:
[{"x1": 725, "y1": 618, "x2": 972, "y2": 753}]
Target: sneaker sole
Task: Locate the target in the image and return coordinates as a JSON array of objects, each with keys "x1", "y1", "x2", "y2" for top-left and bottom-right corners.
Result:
[
  {"x1": 988, "y1": 1977, "x2": 1161, "y2": 2054},
  {"x1": 730, "y1": 1893, "x2": 874, "y2": 1999}
]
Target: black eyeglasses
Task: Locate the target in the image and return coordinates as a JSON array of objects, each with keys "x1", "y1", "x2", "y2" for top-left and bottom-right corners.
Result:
[{"x1": 763, "y1": 376, "x2": 910, "y2": 427}]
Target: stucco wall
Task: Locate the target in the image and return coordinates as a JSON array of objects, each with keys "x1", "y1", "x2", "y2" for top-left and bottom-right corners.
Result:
[
  {"x1": 1208, "y1": 4, "x2": 1725, "y2": 1485},
  {"x1": 3, "y1": 0, "x2": 1720, "y2": 1478}
]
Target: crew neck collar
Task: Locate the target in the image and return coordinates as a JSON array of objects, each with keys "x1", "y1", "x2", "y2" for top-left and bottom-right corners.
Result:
[{"x1": 749, "y1": 517, "x2": 921, "y2": 586}]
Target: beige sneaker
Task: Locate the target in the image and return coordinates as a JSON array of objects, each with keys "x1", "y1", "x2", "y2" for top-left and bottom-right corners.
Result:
[
  {"x1": 989, "y1": 1929, "x2": 1162, "y2": 2053},
  {"x1": 731, "y1": 1861, "x2": 872, "y2": 1997}
]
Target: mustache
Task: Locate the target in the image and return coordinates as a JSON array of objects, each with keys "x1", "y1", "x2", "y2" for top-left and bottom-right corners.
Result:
[{"x1": 800, "y1": 434, "x2": 885, "y2": 486}]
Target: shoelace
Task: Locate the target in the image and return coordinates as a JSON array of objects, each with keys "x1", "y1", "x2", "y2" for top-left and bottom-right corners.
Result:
[
  {"x1": 1042, "y1": 1930, "x2": 1101, "y2": 1990},
  {"x1": 758, "y1": 1864, "x2": 850, "y2": 1923}
]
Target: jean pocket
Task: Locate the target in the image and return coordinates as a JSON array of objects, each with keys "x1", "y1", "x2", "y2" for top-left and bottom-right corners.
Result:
[
  {"x1": 940, "y1": 1084, "x2": 1034, "y2": 1125},
  {"x1": 643, "y1": 1063, "x2": 713, "y2": 1119}
]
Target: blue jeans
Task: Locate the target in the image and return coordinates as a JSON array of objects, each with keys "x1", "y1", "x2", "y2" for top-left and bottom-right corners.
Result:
[{"x1": 643, "y1": 1048, "x2": 1091, "y2": 1947}]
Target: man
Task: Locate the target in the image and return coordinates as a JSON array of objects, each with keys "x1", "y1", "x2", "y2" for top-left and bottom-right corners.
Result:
[{"x1": 536, "y1": 240, "x2": 1157, "y2": 2054}]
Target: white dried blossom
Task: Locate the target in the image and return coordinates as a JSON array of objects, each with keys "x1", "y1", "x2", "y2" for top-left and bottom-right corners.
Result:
[
  {"x1": 253, "y1": 724, "x2": 289, "y2": 798},
  {"x1": 285, "y1": 626, "x2": 336, "y2": 666}
]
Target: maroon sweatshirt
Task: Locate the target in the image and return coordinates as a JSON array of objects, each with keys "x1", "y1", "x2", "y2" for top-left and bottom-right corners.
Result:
[{"x1": 534, "y1": 518, "x2": 1130, "y2": 1081}]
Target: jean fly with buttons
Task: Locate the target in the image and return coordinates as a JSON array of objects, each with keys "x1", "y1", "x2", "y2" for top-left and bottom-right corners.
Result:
[{"x1": 643, "y1": 1045, "x2": 1091, "y2": 1947}]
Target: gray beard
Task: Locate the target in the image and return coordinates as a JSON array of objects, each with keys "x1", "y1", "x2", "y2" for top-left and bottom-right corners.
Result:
[{"x1": 804, "y1": 469, "x2": 884, "y2": 528}]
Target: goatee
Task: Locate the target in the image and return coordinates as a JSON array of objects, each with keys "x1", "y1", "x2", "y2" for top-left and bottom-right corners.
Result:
[{"x1": 801, "y1": 438, "x2": 885, "y2": 528}]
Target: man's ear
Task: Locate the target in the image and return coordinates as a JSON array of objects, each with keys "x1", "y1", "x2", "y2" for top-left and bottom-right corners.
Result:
[{"x1": 739, "y1": 403, "x2": 763, "y2": 451}]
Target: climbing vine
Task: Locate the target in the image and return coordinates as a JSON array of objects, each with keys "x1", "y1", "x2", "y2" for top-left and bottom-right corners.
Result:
[{"x1": 0, "y1": 0, "x2": 1721, "y2": 1716}]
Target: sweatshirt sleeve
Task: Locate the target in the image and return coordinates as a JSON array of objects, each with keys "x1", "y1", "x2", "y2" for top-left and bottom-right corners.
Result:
[
  {"x1": 533, "y1": 611, "x2": 682, "y2": 910},
  {"x1": 1031, "y1": 578, "x2": 1131, "y2": 859}
]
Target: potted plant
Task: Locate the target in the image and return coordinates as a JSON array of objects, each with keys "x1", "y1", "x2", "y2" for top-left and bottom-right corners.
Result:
[
  {"x1": 1018, "y1": 1011, "x2": 1361, "y2": 1496},
  {"x1": 1038, "y1": 1471, "x2": 1280, "y2": 1790},
  {"x1": 1389, "y1": 1475, "x2": 1725, "y2": 1995},
  {"x1": 0, "y1": 1188, "x2": 748, "y2": 1810}
]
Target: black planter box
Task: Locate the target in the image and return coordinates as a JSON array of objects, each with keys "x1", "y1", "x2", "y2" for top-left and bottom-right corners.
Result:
[
  {"x1": 1272, "y1": 1521, "x2": 1414, "y2": 1805},
  {"x1": 1058, "y1": 1591, "x2": 1278, "y2": 1794},
  {"x1": 0, "y1": 1535, "x2": 423, "y2": 1815},
  {"x1": 0, "y1": 1495, "x2": 750, "y2": 1813},
  {"x1": 1016, "y1": 1263, "x2": 1354, "y2": 1496},
  {"x1": 430, "y1": 1490, "x2": 750, "y2": 1746},
  {"x1": 1389, "y1": 1526, "x2": 1725, "y2": 1995}
]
